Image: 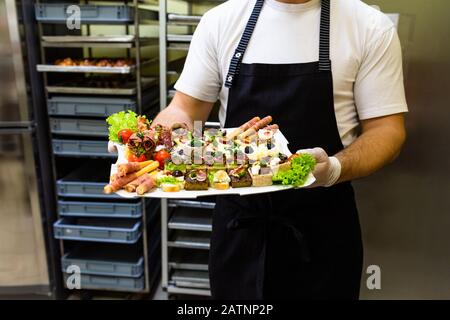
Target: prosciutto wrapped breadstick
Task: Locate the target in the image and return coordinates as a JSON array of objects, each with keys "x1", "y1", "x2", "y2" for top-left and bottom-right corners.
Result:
[
  {"x1": 124, "y1": 174, "x2": 150, "y2": 193},
  {"x1": 117, "y1": 160, "x2": 153, "y2": 177},
  {"x1": 227, "y1": 117, "x2": 260, "y2": 139},
  {"x1": 239, "y1": 116, "x2": 273, "y2": 139},
  {"x1": 104, "y1": 161, "x2": 159, "y2": 194},
  {"x1": 136, "y1": 176, "x2": 156, "y2": 195}
]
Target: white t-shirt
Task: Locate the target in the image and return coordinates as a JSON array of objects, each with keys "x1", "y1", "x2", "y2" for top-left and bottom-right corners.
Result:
[{"x1": 174, "y1": 0, "x2": 408, "y2": 147}]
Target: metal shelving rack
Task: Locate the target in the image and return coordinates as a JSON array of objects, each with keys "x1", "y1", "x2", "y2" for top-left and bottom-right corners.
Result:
[
  {"x1": 35, "y1": 0, "x2": 161, "y2": 295},
  {"x1": 159, "y1": 0, "x2": 224, "y2": 298}
]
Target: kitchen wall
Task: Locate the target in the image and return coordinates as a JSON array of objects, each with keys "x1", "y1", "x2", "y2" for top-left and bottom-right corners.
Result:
[{"x1": 358, "y1": 0, "x2": 450, "y2": 299}]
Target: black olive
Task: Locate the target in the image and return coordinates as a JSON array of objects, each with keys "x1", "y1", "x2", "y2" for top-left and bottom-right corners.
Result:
[
  {"x1": 245, "y1": 146, "x2": 253, "y2": 154},
  {"x1": 172, "y1": 170, "x2": 183, "y2": 177},
  {"x1": 267, "y1": 141, "x2": 274, "y2": 149},
  {"x1": 178, "y1": 149, "x2": 184, "y2": 155}
]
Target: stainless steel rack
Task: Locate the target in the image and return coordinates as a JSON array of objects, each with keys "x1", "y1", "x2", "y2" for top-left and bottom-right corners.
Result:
[
  {"x1": 36, "y1": 0, "x2": 161, "y2": 295},
  {"x1": 159, "y1": 0, "x2": 226, "y2": 298}
]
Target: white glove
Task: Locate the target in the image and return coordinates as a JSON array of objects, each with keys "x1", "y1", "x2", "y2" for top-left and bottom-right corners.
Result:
[
  {"x1": 107, "y1": 141, "x2": 118, "y2": 153},
  {"x1": 296, "y1": 147, "x2": 341, "y2": 187}
]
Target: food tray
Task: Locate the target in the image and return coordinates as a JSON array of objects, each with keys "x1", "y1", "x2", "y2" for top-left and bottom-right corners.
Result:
[
  {"x1": 41, "y1": 36, "x2": 158, "y2": 48},
  {"x1": 61, "y1": 246, "x2": 144, "y2": 277},
  {"x1": 50, "y1": 118, "x2": 108, "y2": 137},
  {"x1": 167, "y1": 34, "x2": 193, "y2": 43},
  {"x1": 48, "y1": 94, "x2": 141, "y2": 116},
  {"x1": 169, "y1": 248, "x2": 209, "y2": 271},
  {"x1": 58, "y1": 198, "x2": 160, "y2": 219},
  {"x1": 48, "y1": 96, "x2": 136, "y2": 117},
  {"x1": 35, "y1": 4, "x2": 157, "y2": 24},
  {"x1": 42, "y1": 35, "x2": 137, "y2": 43},
  {"x1": 53, "y1": 139, "x2": 112, "y2": 158},
  {"x1": 37, "y1": 58, "x2": 156, "y2": 74},
  {"x1": 53, "y1": 217, "x2": 142, "y2": 244},
  {"x1": 111, "y1": 129, "x2": 315, "y2": 199},
  {"x1": 171, "y1": 270, "x2": 210, "y2": 289},
  {"x1": 167, "y1": 230, "x2": 211, "y2": 250},
  {"x1": 168, "y1": 43, "x2": 190, "y2": 51},
  {"x1": 58, "y1": 162, "x2": 122, "y2": 199},
  {"x1": 46, "y1": 77, "x2": 157, "y2": 96},
  {"x1": 168, "y1": 207, "x2": 212, "y2": 232},
  {"x1": 37, "y1": 64, "x2": 135, "y2": 74},
  {"x1": 63, "y1": 273, "x2": 144, "y2": 292},
  {"x1": 168, "y1": 199, "x2": 215, "y2": 210},
  {"x1": 58, "y1": 200, "x2": 144, "y2": 218},
  {"x1": 58, "y1": 180, "x2": 118, "y2": 199},
  {"x1": 167, "y1": 13, "x2": 202, "y2": 25}
]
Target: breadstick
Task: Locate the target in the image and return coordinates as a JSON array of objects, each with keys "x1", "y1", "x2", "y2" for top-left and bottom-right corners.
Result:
[
  {"x1": 104, "y1": 161, "x2": 159, "y2": 194},
  {"x1": 118, "y1": 160, "x2": 153, "y2": 177},
  {"x1": 136, "y1": 176, "x2": 156, "y2": 195},
  {"x1": 239, "y1": 116, "x2": 273, "y2": 139},
  {"x1": 227, "y1": 117, "x2": 260, "y2": 139},
  {"x1": 253, "y1": 116, "x2": 273, "y2": 131},
  {"x1": 124, "y1": 174, "x2": 150, "y2": 193}
]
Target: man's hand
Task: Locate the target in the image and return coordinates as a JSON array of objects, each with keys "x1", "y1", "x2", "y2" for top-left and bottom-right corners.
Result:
[
  {"x1": 152, "y1": 91, "x2": 215, "y2": 129},
  {"x1": 296, "y1": 148, "x2": 342, "y2": 187},
  {"x1": 297, "y1": 113, "x2": 406, "y2": 187}
]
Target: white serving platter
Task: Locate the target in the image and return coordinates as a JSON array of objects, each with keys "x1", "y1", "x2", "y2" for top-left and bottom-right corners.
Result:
[{"x1": 109, "y1": 129, "x2": 315, "y2": 199}]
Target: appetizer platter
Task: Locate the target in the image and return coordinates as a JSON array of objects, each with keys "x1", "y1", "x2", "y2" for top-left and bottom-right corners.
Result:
[{"x1": 104, "y1": 111, "x2": 316, "y2": 199}]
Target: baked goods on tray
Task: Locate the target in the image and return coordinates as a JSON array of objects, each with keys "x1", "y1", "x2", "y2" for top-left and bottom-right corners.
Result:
[{"x1": 54, "y1": 57, "x2": 134, "y2": 67}]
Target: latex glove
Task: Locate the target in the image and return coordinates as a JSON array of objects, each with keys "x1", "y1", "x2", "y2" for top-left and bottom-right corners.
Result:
[
  {"x1": 108, "y1": 141, "x2": 118, "y2": 153},
  {"x1": 296, "y1": 147, "x2": 342, "y2": 187}
]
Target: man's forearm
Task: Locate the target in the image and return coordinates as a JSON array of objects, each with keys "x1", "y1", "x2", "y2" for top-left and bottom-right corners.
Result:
[{"x1": 335, "y1": 115, "x2": 406, "y2": 183}]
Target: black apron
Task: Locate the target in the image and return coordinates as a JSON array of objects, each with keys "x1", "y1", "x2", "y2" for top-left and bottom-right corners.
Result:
[{"x1": 209, "y1": 0, "x2": 363, "y2": 300}]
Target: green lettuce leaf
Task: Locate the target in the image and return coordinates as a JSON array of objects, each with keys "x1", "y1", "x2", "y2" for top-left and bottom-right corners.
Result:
[
  {"x1": 157, "y1": 176, "x2": 181, "y2": 186},
  {"x1": 272, "y1": 154, "x2": 316, "y2": 187},
  {"x1": 164, "y1": 162, "x2": 187, "y2": 172},
  {"x1": 106, "y1": 110, "x2": 138, "y2": 143}
]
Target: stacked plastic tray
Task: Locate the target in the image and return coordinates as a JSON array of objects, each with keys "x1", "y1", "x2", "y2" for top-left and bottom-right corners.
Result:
[
  {"x1": 159, "y1": 0, "x2": 226, "y2": 297},
  {"x1": 35, "y1": 2, "x2": 161, "y2": 294},
  {"x1": 48, "y1": 91, "x2": 157, "y2": 158},
  {"x1": 166, "y1": 200, "x2": 214, "y2": 295}
]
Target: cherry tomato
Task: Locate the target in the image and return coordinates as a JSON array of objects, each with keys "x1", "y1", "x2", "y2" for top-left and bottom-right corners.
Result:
[
  {"x1": 154, "y1": 150, "x2": 171, "y2": 169},
  {"x1": 128, "y1": 153, "x2": 147, "y2": 162},
  {"x1": 118, "y1": 129, "x2": 134, "y2": 144}
]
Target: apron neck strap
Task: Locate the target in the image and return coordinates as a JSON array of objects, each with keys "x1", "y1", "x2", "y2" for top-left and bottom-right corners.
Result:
[
  {"x1": 225, "y1": 0, "x2": 331, "y2": 89},
  {"x1": 319, "y1": 0, "x2": 331, "y2": 72},
  {"x1": 225, "y1": 0, "x2": 265, "y2": 88}
]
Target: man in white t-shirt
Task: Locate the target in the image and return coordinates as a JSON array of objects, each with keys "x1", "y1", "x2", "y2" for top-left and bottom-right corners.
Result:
[{"x1": 154, "y1": 0, "x2": 407, "y2": 299}]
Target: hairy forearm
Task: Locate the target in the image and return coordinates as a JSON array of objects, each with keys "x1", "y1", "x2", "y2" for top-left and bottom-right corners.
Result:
[{"x1": 335, "y1": 115, "x2": 406, "y2": 183}]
